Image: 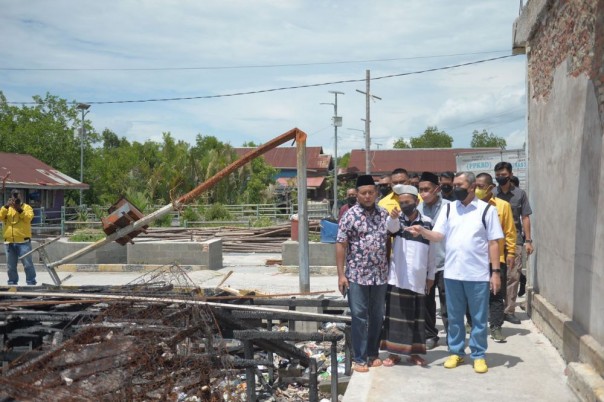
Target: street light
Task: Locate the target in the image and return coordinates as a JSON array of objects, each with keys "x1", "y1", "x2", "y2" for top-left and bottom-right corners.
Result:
[
  {"x1": 76, "y1": 103, "x2": 90, "y2": 207},
  {"x1": 321, "y1": 90, "x2": 344, "y2": 217}
]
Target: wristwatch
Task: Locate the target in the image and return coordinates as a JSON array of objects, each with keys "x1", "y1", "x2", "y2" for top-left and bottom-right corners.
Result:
[
  {"x1": 525, "y1": 239, "x2": 533, "y2": 244},
  {"x1": 492, "y1": 268, "x2": 501, "y2": 272}
]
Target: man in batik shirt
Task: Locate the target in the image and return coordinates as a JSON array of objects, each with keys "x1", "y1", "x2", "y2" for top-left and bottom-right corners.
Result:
[{"x1": 336, "y1": 174, "x2": 390, "y2": 373}]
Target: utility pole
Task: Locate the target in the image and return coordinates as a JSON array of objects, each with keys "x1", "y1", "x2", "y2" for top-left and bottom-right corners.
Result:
[
  {"x1": 321, "y1": 91, "x2": 344, "y2": 217},
  {"x1": 76, "y1": 103, "x2": 90, "y2": 207},
  {"x1": 356, "y1": 70, "x2": 381, "y2": 175}
]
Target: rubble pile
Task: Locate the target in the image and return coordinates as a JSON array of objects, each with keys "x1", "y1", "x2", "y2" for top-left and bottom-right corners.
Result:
[{"x1": 0, "y1": 266, "x2": 350, "y2": 401}]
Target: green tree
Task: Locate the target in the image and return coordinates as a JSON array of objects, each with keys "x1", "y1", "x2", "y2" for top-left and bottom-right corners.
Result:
[
  {"x1": 0, "y1": 91, "x2": 100, "y2": 204},
  {"x1": 471, "y1": 129, "x2": 507, "y2": 149},
  {"x1": 338, "y1": 152, "x2": 351, "y2": 168},
  {"x1": 393, "y1": 138, "x2": 411, "y2": 149},
  {"x1": 409, "y1": 126, "x2": 453, "y2": 148}
]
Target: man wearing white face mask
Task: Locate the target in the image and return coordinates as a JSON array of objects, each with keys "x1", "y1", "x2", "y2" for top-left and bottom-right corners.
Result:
[{"x1": 381, "y1": 184, "x2": 436, "y2": 367}]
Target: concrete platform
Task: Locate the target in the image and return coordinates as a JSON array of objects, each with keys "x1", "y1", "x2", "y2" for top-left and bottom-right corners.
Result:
[{"x1": 343, "y1": 308, "x2": 578, "y2": 402}]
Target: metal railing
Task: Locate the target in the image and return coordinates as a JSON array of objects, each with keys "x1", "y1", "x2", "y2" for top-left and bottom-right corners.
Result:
[{"x1": 28, "y1": 202, "x2": 332, "y2": 236}]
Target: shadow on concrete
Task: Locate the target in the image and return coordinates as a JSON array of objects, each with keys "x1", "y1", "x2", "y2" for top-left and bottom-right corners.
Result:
[
  {"x1": 504, "y1": 327, "x2": 531, "y2": 337},
  {"x1": 485, "y1": 352, "x2": 524, "y2": 368}
]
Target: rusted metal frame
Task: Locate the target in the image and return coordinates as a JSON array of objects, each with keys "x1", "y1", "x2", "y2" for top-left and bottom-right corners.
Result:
[
  {"x1": 233, "y1": 330, "x2": 342, "y2": 343},
  {"x1": 243, "y1": 340, "x2": 256, "y2": 401},
  {"x1": 44, "y1": 128, "x2": 306, "y2": 281},
  {"x1": 0, "y1": 291, "x2": 352, "y2": 323},
  {"x1": 230, "y1": 310, "x2": 349, "y2": 323},
  {"x1": 213, "y1": 309, "x2": 311, "y2": 366},
  {"x1": 330, "y1": 340, "x2": 338, "y2": 402},
  {"x1": 250, "y1": 298, "x2": 348, "y2": 308},
  {"x1": 234, "y1": 330, "x2": 330, "y2": 402}
]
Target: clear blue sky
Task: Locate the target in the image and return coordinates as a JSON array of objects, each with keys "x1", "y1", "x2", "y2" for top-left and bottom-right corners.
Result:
[{"x1": 0, "y1": 0, "x2": 527, "y2": 155}]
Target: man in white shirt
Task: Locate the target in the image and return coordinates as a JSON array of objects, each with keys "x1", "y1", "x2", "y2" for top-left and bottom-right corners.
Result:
[{"x1": 406, "y1": 172, "x2": 503, "y2": 374}]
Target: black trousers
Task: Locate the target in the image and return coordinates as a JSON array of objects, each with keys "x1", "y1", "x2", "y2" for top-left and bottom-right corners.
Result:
[
  {"x1": 465, "y1": 263, "x2": 508, "y2": 328},
  {"x1": 425, "y1": 270, "x2": 447, "y2": 340}
]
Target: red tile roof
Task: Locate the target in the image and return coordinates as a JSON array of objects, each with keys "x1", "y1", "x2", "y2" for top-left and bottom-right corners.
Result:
[
  {"x1": 0, "y1": 152, "x2": 88, "y2": 190},
  {"x1": 276, "y1": 177, "x2": 325, "y2": 189},
  {"x1": 347, "y1": 148, "x2": 501, "y2": 174},
  {"x1": 234, "y1": 146, "x2": 332, "y2": 173}
]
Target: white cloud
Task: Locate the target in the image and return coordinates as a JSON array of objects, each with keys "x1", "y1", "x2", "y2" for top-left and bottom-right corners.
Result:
[{"x1": 0, "y1": 0, "x2": 527, "y2": 156}]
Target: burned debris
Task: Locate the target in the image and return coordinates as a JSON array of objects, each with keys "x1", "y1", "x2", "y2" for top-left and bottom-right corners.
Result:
[{"x1": 0, "y1": 266, "x2": 350, "y2": 401}]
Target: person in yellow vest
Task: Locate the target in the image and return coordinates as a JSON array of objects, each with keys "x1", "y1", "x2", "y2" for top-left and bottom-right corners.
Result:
[
  {"x1": 0, "y1": 189, "x2": 37, "y2": 285},
  {"x1": 378, "y1": 168, "x2": 409, "y2": 212},
  {"x1": 471, "y1": 173, "x2": 516, "y2": 342}
]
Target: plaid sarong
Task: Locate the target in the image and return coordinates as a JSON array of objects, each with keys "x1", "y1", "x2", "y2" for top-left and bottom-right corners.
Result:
[{"x1": 380, "y1": 285, "x2": 427, "y2": 355}]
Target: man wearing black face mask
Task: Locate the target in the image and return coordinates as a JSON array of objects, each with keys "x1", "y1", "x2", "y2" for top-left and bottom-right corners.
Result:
[
  {"x1": 493, "y1": 162, "x2": 533, "y2": 325},
  {"x1": 406, "y1": 172, "x2": 504, "y2": 374},
  {"x1": 378, "y1": 168, "x2": 409, "y2": 213},
  {"x1": 381, "y1": 184, "x2": 436, "y2": 367},
  {"x1": 439, "y1": 171, "x2": 455, "y2": 201},
  {"x1": 376, "y1": 174, "x2": 392, "y2": 201},
  {"x1": 338, "y1": 188, "x2": 358, "y2": 221}
]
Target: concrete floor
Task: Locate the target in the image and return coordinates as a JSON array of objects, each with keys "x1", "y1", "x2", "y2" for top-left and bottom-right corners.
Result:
[{"x1": 4, "y1": 252, "x2": 579, "y2": 401}]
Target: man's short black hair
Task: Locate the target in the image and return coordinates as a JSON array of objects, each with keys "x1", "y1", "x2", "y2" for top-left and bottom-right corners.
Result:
[
  {"x1": 476, "y1": 172, "x2": 494, "y2": 186},
  {"x1": 391, "y1": 168, "x2": 408, "y2": 176},
  {"x1": 408, "y1": 172, "x2": 419, "y2": 179},
  {"x1": 494, "y1": 161, "x2": 513, "y2": 173},
  {"x1": 380, "y1": 174, "x2": 391, "y2": 179},
  {"x1": 440, "y1": 171, "x2": 454, "y2": 180}
]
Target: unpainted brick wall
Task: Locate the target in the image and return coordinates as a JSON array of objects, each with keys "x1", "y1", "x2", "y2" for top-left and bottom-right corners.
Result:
[{"x1": 528, "y1": 0, "x2": 604, "y2": 120}]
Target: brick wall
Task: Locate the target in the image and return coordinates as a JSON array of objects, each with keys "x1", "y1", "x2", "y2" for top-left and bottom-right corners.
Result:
[{"x1": 528, "y1": 0, "x2": 604, "y2": 119}]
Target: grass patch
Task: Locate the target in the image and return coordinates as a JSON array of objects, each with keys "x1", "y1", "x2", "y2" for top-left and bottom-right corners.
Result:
[{"x1": 69, "y1": 229, "x2": 106, "y2": 242}]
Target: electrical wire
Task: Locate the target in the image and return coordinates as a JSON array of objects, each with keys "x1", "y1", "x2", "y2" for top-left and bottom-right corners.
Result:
[
  {"x1": 0, "y1": 50, "x2": 511, "y2": 71},
  {"x1": 6, "y1": 54, "x2": 518, "y2": 105}
]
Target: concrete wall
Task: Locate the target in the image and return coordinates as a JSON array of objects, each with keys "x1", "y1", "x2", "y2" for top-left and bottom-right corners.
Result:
[
  {"x1": 44, "y1": 239, "x2": 128, "y2": 264},
  {"x1": 514, "y1": 0, "x2": 604, "y2": 392},
  {"x1": 282, "y1": 240, "x2": 336, "y2": 272},
  {"x1": 1, "y1": 238, "x2": 223, "y2": 270},
  {"x1": 127, "y1": 238, "x2": 223, "y2": 269}
]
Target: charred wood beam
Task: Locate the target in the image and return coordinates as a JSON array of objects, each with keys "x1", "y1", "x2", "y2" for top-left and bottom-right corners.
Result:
[
  {"x1": 233, "y1": 330, "x2": 342, "y2": 343},
  {"x1": 213, "y1": 309, "x2": 310, "y2": 366},
  {"x1": 250, "y1": 298, "x2": 348, "y2": 308},
  {"x1": 230, "y1": 310, "x2": 349, "y2": 323},
  {"x1": 0, "y1": 291, "x2": 352, "y2": 323}
]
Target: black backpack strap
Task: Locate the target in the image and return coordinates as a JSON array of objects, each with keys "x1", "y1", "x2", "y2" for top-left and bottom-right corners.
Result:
[
  {"x1": 446, "y1": 203, "x2": 450, "y2": 220},
  {"x1": 482, "y1": 203, "x2": 491, "y2": 230}
]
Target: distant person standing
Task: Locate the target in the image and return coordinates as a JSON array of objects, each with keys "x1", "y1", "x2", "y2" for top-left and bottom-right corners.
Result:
[
  {"x1": 439, "y1": 171, "x2": 455, "y2": 201},
  {"x1": 336, "y1": 175, "x2": 390, "y2": 372},
  {"x1": 493, "y1": 162, "x2": 533, "y2": 324},
  {"x1": 1, "y1": 189, "x2": 37, "y2": 286},
  {"x1": 378, "y1": 168, "x2": 409, "y2": 212},
  {"x1": 417, "y1": 172, "x2": 450, "y2": 349},
  {"x1": 407, "y1": 173, "x2": 420, "y2": 189},
  {"x1": 338, "y1": 188, "x2": 357, "y2": 221}
]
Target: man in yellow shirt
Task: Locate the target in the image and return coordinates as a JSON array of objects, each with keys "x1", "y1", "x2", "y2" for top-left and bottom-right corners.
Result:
[
  {"x1": 474, "y1": 173, "x2": 516, "y2": 342},
  {"x1": 378, "y1": 168, "x2": 409, "y2": 213},
  {"x1": 0, "y1": 189, "x2": 37, "y2": 286}
]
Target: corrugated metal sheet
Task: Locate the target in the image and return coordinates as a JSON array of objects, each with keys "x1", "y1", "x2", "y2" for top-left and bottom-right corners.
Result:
[
  {"x1": 0, "y1": 152, "x2": 88, "y2": 190},
  {"x1": 347, "y1": 148, "x2": 501, "y2": 174},
  {"x1": 233, "y1": 146, "x2": 332, "y2": 173}
]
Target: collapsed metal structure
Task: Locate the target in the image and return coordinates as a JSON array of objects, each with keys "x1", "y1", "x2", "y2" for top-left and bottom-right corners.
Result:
[
  {"x1": 3, "y1": 128, "x2": 351, "y2": 401},
  {"x1": 30, "y1": 128, "x2": 311, "y2": 289},
  {"x1": 0, "y1": 267, "x2": 350, "y2": 401}
]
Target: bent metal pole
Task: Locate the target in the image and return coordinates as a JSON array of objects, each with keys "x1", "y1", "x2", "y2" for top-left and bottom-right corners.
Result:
[{"x1": 46, "y1": 128, "x2": 307, "y2": 277}]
